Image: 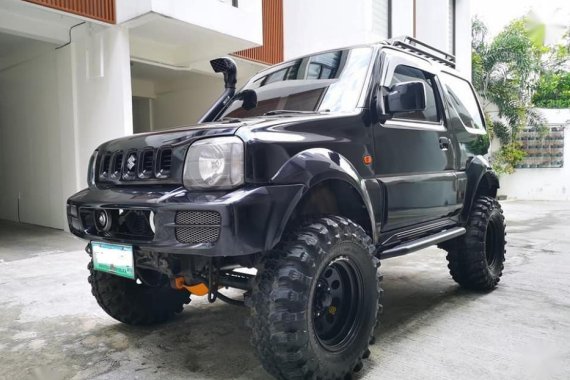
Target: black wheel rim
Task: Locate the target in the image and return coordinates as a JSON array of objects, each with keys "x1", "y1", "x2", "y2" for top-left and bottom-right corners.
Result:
[
  {"x1": 485, "y1": 220, "x2": 501, "y2": 271},
  {"x1": 312, "y1": 256, "x2": 363, "y2": 352}
]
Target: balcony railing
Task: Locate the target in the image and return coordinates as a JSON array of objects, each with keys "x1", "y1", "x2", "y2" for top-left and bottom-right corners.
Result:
[
  {"x1": 233, "y1": 0, "x2": 283, "y2": 65},
  {"x1": 24, "y1": 0, "x2": 116, "y2": 24}
]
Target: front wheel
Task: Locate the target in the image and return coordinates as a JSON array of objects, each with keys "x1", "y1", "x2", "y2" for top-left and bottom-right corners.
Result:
[
  {"x1": 444, "y1": 196, "x2": 506, "y2": 291},
  {"x1": 249, "y1": 216, "x2": 382, "y2": 380},
  {"x1": 88, "y1": 262, "x2": 190, "y2": 325}
]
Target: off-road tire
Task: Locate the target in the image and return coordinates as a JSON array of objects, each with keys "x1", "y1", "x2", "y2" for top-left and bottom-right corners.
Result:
[
  {"x1": 249, "y1": 216, "x2": 382, "y2": 380},
  {"x1": 444, "y1": 196, "x2": 506, "y2": 291},
  {"x1": 88, "y1": 262, "x2": 190, "y2": 325}
]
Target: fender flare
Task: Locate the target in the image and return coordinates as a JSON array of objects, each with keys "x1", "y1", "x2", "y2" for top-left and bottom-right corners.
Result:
[
  {"x1": 462, "y1": 155, "x2": 500, "y2": 221},
  {"x1": 267, "y1": 148, "x2": 380, "y2": 247}
]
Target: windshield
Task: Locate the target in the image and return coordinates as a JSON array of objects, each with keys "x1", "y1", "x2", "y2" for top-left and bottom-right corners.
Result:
[{"x1": 219, "y1": 47, "x2": 373, "y2": 119}]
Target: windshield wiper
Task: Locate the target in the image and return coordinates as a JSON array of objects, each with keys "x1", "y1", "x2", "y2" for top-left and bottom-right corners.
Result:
[
  {"x1": 263, "y1": 109, "x2": 329, "y2": 116},
  {"x1": 219, "y1": 117, "x2": 242, "y2": 123}
]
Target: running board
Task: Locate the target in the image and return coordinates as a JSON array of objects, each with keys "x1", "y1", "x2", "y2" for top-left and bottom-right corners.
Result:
[{"x1": 381, "y1": 227, "x2": 466, "y2": 259}]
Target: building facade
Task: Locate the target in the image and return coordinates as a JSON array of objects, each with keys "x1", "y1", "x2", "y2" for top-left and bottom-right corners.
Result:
[{"x1": 0, "y1": 0, "x2": 471, "y2": 230}]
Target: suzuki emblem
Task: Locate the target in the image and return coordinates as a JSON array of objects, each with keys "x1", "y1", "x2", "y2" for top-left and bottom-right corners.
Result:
[{"x1": 127, "y1": 154, "x2": 136, "y2": 170}]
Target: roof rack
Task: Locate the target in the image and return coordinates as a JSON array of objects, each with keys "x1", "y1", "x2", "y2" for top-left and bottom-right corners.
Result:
[{"x1": 385, "y1": 36, "x2": 456, "y2": 68}]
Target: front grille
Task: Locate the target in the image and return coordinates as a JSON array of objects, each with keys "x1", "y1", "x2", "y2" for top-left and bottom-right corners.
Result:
[
  {"x1": 100, "y1": 154, "x2": 111, "y2": 179},
  {"x1": 139, "y1": 150, "x2": 154, "y2": 179},
  {"x1": 175, "y1": 211, "x2": 221, "y2": 225},
  {"x1": 97, "y1": 146, "x2": 174, "y2": 183},
  {"x1": 157, "y1": 148, "x2": 172, "y2": 178},
  {"x1": 176, "y1": 226, "x2": 220, "y2": 244},
  {"x1": 112, "y1": 152, "x2": 123, "y2": 179},
  {"x1": 175, "y1": 211, "x2": 221, "y2": 244}
]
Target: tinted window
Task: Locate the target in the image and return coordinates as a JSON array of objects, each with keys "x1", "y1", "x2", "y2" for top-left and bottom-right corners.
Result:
[
  {"x1": 441, "y1": 72, "x2": 484, "y2": 130},
  {"x1": 389, "y1": 65, "x2": 440, "y2": 122},
  {"x1": 220, "y1": 47, "x2": 373, "y2": 118}
]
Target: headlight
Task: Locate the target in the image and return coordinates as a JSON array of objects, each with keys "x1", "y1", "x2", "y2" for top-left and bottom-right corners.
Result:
[
  {"x1": 87, "y1": 150, "x2": 98, "y2": 186},
  {"x1": 183, "y1": 136, "x2": 244, "y2": 189}
]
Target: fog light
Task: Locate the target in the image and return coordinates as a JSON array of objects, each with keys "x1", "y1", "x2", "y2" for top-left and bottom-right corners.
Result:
[
  {"x1": 94, "y1": 209, "x2": 112, "y2": 232},
  {"x1": 149, "y1": 211, "x2": 156, "y2": 233}
]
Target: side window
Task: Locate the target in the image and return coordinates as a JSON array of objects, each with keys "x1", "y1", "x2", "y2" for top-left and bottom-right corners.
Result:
[
  {"x1": 441, "y1": 72, "x2": 485, "y2": 131},
  {"x1": 389, "y1": 65, "x2": 440, "y2": 123}
]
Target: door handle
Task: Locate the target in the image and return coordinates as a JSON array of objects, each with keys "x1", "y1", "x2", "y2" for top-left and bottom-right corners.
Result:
[{"x1": 439, "y1": 136, "x2": 451, "y2": 151}]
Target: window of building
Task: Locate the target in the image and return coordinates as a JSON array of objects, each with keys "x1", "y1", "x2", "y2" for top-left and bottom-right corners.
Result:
[
  {"x1": 390, "y1": 65, "x2": 440, "y2": 122},
  {"x1": 441, "y1": 72, "x2": 484, "y2": 131}
]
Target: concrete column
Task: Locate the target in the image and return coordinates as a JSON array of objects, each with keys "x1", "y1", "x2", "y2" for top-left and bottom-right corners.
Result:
[{"x1": 57, "y1": 25, "x2": 133, "y2": 230}]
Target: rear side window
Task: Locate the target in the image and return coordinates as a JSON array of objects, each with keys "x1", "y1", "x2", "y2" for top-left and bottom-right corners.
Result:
[
  {"x1": 441, "y1": 72, "x2": 485, "y2": 130},
  {"x1": 389, "y1": 65, "x2": 440, "y2": 123}
]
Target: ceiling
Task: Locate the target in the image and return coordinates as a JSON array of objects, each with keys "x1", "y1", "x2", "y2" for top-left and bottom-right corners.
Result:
[{"x1": 0, "y1": 32, "x2": 55, "y2": 60}]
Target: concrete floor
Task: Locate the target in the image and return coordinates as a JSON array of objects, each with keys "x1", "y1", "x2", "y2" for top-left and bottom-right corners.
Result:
[{"x1": 0, "y1": 201, "x2": 569, "y2": 380}]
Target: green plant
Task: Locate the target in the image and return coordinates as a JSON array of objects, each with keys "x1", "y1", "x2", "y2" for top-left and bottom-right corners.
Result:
[
  {"x1": 492, "y1": 142, "x2": 527, "y2": 175},
  {"x1": 472, "y1": 17, "x2": 545, "y2": 133},
  {"x1": 468, "y1": 134, "x2": 490, "y2": 156},
  {"x1": 471, "y1": 17, "x2": 551, "y2": 174},
  {"x1": 533, "y1": 71, "x2": 570, "y2": 108}
]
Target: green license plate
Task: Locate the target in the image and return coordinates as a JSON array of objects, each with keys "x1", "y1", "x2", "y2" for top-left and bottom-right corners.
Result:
[{"x1": 92, "y1": 242, "x2": 135, "y2": 280}]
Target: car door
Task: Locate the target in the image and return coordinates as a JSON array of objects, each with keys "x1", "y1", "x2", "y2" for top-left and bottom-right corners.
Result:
[{"x1": 373, "y1": 49, "x2": 461, "y2": 231}]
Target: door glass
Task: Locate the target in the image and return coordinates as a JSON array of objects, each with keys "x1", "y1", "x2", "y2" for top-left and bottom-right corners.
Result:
[
  {"x1": 441, "y1": 72, "x2": 485, "y2": 130},
  {"x1": 390, "y1": 65, "x2": 440, "y2": 122}
]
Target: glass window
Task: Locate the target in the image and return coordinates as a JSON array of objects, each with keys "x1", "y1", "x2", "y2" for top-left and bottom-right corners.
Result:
[
  {"x1": 389, "y1": 65, "x2": 440, "y2": 122},
  {"x1": 219, "y1": 47, "x2": 373, "y2": 119},
  {"x1": 441, "y1": 72, "x2": 484, "y2": 130}
]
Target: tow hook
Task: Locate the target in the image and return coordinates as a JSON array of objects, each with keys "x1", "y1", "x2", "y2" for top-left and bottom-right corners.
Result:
[{"x1": 173, "y1": 277, "x2": 209, "y2": 296}]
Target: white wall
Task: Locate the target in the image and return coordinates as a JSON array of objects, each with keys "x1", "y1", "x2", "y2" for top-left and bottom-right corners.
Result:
[
  {"x1": 131, "y1": 60, "x2": 262, "y2": 132},
  {"x1": 0, "y1": 49, "x2": 64, "y2": 228},
  {"x1": 499, "y1": 109, "x2": 570, "y2": 201},
  {"x1": 415, "y1": 0, "x2": 450, "y2": 52},
  {"x1": 284, "y1": 0, "x2": 471, "y2": 76},
  {"x1": 117, "y1": 0, "x2": 262, "y2": 44},
  {"x1": 283, "y1": 0, "x2": 382, "y2": 59},
  {"x1": 391, "y1": 0, "x2": 414, "y2": 37},
  {"x1": 453, "y1": 0, "x2": 472, "y2": 78},
  {"x1": 152, "y1": 73, "x2": 221, "y2": 130},
  {"x1": 0, "y1": 25, "x2": 133, "y2": 230}
]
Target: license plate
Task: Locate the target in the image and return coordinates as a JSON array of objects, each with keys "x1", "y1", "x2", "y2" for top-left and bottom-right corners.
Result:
[{"x1": 92, "y1": 242, "x2": 135, "y2": 280}]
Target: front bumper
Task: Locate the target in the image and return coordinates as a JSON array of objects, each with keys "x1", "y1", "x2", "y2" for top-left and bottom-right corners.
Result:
[{"x1": 67, "y1": 184, "x2": 305, "y2": 257}]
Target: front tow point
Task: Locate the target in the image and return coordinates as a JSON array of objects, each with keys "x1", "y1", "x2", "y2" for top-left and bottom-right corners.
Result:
[{"x1": 173, "y1": 277, "x2": 209, "y2": 296}]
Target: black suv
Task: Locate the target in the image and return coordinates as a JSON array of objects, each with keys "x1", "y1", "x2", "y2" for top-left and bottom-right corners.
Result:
[{"x1": 68, "y1": 37, "x2": 506, "y2": 379}]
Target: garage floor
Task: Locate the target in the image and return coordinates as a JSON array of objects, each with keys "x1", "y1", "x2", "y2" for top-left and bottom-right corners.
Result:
[{"x1": 1, "y1": 201, "x2": 569, "y2": 380}]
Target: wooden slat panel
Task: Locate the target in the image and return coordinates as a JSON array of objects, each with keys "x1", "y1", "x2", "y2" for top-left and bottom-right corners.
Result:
[
  {"x1": 233, "y1": 0, "x2": 283, "y2": 65},
  {"x1": 24, "y1": 0, "x2": 115, "y2": 24}
]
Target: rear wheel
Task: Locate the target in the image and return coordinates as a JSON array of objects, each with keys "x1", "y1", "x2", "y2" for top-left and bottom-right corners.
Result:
[
  {"x1": 249, "y1": 216, "x2": 381, "y2": 379},
  {"x1": 444, "y1": 196, "x2": 506, "y2": 291},
  {"x1": 88, "y1": 262, "x2": 190, "y2": 325}
]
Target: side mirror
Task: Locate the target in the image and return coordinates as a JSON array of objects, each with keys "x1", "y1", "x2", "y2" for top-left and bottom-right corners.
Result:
[
  {"x1": 236, "y1": 89, "x2": 258, "y2": 111},
  {"x1": 386, "y1": 81, "x2": 426, "y2": 114}
]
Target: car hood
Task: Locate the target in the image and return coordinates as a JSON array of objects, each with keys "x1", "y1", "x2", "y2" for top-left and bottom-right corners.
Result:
[{"x1": 97, "y1": 114, "x2": 338, "y2": 151}]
